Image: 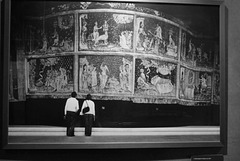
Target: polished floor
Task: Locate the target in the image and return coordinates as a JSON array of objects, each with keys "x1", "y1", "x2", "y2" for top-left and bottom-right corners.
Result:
[{"x1": 6, "y1": 126, "x2": 221, "y2": 149}]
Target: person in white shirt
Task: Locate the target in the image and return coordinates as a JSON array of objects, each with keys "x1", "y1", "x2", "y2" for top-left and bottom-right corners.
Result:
[
  {"x1": 64, "y1": 91, "x2": 79, "y2": 136},
  {"x1": 80, "y1": 94, "x2": 95, "y2": 136}
]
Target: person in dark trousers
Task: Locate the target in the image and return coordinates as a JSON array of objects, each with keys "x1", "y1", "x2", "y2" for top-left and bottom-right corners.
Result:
[
  {"x1": 64, "y1": 91, "x2": 79, "y2": 136},
  {"x1": 80, "y1": 94, "x2": 95, "y2": 136}
]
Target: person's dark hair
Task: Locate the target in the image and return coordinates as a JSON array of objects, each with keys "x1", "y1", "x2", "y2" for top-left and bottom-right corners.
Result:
[
  {"x1": 86, "y1": 94, "x2": 92, "y2": 100},
  {"x1": 71, "y1": 91, "x2": 77, "y2": 98}
]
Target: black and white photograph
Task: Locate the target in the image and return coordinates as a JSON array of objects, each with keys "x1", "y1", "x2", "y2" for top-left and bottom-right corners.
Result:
[{"x1": 1, "y1": 0, "x2": 239, "y2": 160}]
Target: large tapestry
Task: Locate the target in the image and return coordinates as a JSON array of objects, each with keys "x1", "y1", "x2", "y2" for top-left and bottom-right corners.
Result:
[{"x1": 18, "y1": 1, "x2": 220, "y2": 105}]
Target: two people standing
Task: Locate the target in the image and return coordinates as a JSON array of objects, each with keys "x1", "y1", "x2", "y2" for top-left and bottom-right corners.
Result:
[{"x1": 64, "y1": 92, "x2": 95, "y2": 137}]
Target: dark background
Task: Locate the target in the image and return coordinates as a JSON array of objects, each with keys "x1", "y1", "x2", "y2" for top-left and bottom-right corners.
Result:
[
  {"x1": 11, "y1": 0, "x2": 220, "y2": 37},
  {"x1": 9, "y1": 99, "x2": 219, "y2": 127}
]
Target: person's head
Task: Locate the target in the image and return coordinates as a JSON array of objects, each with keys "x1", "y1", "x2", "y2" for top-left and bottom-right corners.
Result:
[
  {"x1": 71, "y1": 91, "x2": 77, "y2": 98},
  {"x1": 86, "y1": 94, "x2": 92, "y2": 100}
]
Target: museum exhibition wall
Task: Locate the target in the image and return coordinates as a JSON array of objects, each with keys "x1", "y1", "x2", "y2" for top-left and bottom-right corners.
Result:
[{"x1": 9, "y1": 1, "x2": 220, "y2": 127}]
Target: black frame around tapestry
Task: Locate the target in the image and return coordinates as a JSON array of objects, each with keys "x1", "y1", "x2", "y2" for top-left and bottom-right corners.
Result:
[{"x1": 1, "y1": 0, "x2": 227, "y2": 158}]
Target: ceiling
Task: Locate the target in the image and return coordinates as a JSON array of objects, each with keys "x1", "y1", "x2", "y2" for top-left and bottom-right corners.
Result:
[{"x1": 11, "y1": 0, "x2": 219, "y2": 37}]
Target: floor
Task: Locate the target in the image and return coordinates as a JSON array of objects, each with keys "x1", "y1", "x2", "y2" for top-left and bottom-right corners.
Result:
[{"x1": 6, "y1": 126, "x2": 221, "y2": 149}]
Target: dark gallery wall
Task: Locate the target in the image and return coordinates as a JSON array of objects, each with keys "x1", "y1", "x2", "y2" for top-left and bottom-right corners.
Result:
[{"x1": 9, "y1": 99, "x2": 219, "y2": 127}]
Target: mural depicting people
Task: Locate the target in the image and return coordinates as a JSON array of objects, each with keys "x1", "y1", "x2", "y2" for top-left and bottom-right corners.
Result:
[
  {"x1": 151, "y1": 65, "x2": 174, "y2": 94},
  {"x1": 91, "y1": 66, "x2": 98, "y2": 88},
  {"x1": 119, "y1": 32, "x2": 128, "y2": 49},
  {"x1": 135, "y1": 58, "x2": 176, "y2": 97},
  {"x1": 137, "y1": 68, "x2": 149, "y2": 89},
  {"x1": 119, "y1": 65, "x2": 127, "y2": 90},
  {"x1": 25, "y1": 5, "x2": 218, "y2": 106},
  {"x1": 52, "y1": 28, "x2": 59, "y2": 46},
  {"x1": 149, "y1": 23, "x2": 163, "y2": 51},
  {"x1": 40, "y1": 34, "x2": 48, "y2": 52},
  {"x1": 119, "y1": 62, "x2": 131, "y2": 91},
  {"x1": 166, "y1": 29, "x2": 177, "y2": 57},
  {"x1": 32, "y1": 14, "x2": 74, "y2": 54},
  {"x1": 135, "y1": 17, "x2": 179, "y2": 59},
  {"x1": 99, "y1": 63, "x2": 109, "y2": 91},
  {"x1": 194, "y1": 72, "x2": 212, "y2": 101},
  {"x1": 79, "y1": 56, "x2": 133, "y2": 94},
  {"x1": 195, "y1": 42, "x2": 215, "y2": 68},
  {"x1": 50, "y1": 15, "x2": 74, "y2": 52},
  {"x1": 95, "y1": 20, "x2": 109, "y2": 45},
  {"x1": 184, "y1": 37, "x2": 197, "y2": 66},
  {"x1": 199, "y1": 73, "x2": 209, "y2": 94},
  {"x1": 82, "y1": 64, "x2": 89, "y2": 90},
  {"x1": 28, "y1": 56, "x2": 73, "y2": 93},
  {"x1": 93, "y1": 21, "x2": 102, "y2": 45},
  {"x1": 137, "y1": 21, "x2": 147, "y2": 50},
  {"x1": 79, "y1": 13, "x2": 133, "y2": 51},
  {"x1": 102, "y1": 20, "x2": 109, "y2": 44},
  {"x1": 182, "y1": 35, "x2": 215, "y2": 68},
  {"x1": 179, "y1": 67, "x2": 195, "y2": 100}
]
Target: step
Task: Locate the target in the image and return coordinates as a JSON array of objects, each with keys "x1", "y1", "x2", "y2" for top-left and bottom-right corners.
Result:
[{"x1": 8, "y1": 126, "x2": 220, "y2": 136}]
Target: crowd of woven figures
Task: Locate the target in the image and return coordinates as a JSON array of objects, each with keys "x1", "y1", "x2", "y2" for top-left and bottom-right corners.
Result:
[
  {"x1": 27, "y1": 55, "x2": 219, "y2": 101},
  {"x1": 180, "y1": 31, "x2": 218, "y2": 68},
  {"x1": 25, "y1": 7, "x2": 219, "y2": 101},
  {"x1": 135, "y1": 58, "x2": 176, "y2": 97},
  {"x1": 30, "y1": 14, "x2": 75, "y2": 54},
  {"x1": 28, "y1": 12, "x2": 217, "y2": 69},
  {"x1": 179, "y1": 67, "x2": 213, "y2": 101},
  {"x1": 79, "y1": 56, "x2": 176, "y2": 97},
  {"x1": 28, "y1": 56, "x2": 74, "y2": 92},
  {"x1": 79, "y1": 13, "x2": 178, "y2": 57},
  {"x1": 79, "y1": 56, "x2": 133, "y2": 94},
  {"x1": 135, "y1": 17, "x2": 178, "y2": 58},
  {"x1": 79, "y1": 13, "x2": 133, "y2": 51}
]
